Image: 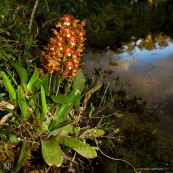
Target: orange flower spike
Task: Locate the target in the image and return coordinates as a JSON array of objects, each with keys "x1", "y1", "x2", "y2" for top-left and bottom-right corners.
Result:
[{"x1": 41, "y1": 14, "x2": 86, "y2": 79}]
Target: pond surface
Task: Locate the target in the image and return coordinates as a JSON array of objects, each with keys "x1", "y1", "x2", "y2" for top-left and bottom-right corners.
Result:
[{"x1": 82, "y1": 34, "x2": 173, "y2": 116}]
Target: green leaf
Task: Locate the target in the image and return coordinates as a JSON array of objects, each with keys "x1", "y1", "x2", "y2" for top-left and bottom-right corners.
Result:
[
  {"x1": 16, "y1": 140, "x2": 27, "y2": 171},
  {"x1": 86, "y1": 84, "x2": 102, "y2": 95},
  {"x1": 0, "y1": 93, "x2": 6, "y2": 97},
  {"x1": 49, "y1": 103, "x2": 73, "y2": 131},
  {"x1": 52, "y1": 76, "x2": 58, "y2": 94},
  {"x1": 48, "y1": 124, "x2": 73, "y2": 138},
  {"x1": 0, "y1": 126, "x2": 14, "y2": 135},
  {"x1": 0, "y1": 71, "x2": 17, "y2": 104},
  {"x1": 72, "y1": 71, "x2": 85, "y2": 92},
  {"x1": 0, "y1": 28, "x2": 10, "y2": 36},
  {"x1": 9, "y1": 134, "x2": 18, "y2": 143},
  {"x1": 35, "y1": 74, "x2": 49, "y2": 94},
  {"x1": 49, "y1": 89, "x2": 81, "y2": 131},
  {"x1": 28, "y1": 98, "x2": 36, "y2": 111},
  {"x1": 18, "y1": 86, "x2": 29, "y2": 119},
  {"x1": 11, "y1": 62, "x2": 28, "y2": 86},
  {"x1": 56, "y1": 135, "x2": 97, "y2": 158},
  {"x1": 51, "y1": 95, "x2": 71, "y2": 104},
  {"x1": 27, "y1": 66, "x2": 39, "y2": 91},
  {"x1": 41, "y1": 137, "x2": 63, "y2": 167},
  {"x1": 56, "y1": 120, "x2": 75, "y2": 129},
  {"x1": 80, "y1": 128, "x2": 105, "y2": 139},
  {"x1": 41, "y1": 86, "x2": 48, "y2": 117}
]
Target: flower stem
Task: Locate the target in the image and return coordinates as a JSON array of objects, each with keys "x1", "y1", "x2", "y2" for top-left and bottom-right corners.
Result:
[
  {"x1": 48, "y1": 72, "x2": 53, "y2": 96},
  {"x1": 56, "y1": 78, "x2": 62, "y2": 96}
]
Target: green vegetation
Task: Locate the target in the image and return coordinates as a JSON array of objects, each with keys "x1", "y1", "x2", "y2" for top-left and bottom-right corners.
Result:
[
  {"x1": 0, "y1": 0, "x2": 172, "y2": 49},
  {"x1": 0, "y1": 14, "x2": 105, "y2": 172},
  {"x1": 0, "y1": 0, "x2": 173, "y2": 172}
]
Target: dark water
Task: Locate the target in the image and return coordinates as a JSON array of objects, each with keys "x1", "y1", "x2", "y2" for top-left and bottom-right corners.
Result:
[
  {"x1": 82, "y1": 38, "x2": 173, "y2": 162},
  {"x1": 82, "y1": 35, "x2": 173, "y2": 137}
]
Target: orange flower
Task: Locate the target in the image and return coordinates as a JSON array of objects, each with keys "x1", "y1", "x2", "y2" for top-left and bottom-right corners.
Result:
[
  {"x1": 72, "y1": 68, "x2": 79, "y2": 76},
  {"x1": 68, "y1": 36, "x2": 77, "y2": 46},
  {"x1": 65, "y1": 60, "x2": 73, "y2": 70},
  {"x1": 63, "y1": 47, "x2": 74, "y2": 57},
  {"x1": 41, "y1": 14, "x2": 86, "y2": 80},
  {"x1": 61, "y1": 14, "x2": 74, "y2": 26}
]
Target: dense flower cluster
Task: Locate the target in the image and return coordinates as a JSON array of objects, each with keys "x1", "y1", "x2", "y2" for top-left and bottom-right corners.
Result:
[{"x1": 41, "y1": 14, "x2": 86, "y2": 80}]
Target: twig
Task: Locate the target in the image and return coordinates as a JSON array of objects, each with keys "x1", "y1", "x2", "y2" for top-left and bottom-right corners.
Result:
[
  {"x1": 21, "y1": 124, "x2": 35, "y2": 142},
  {"x1": 95, "y1": 140, "x2": 139, "y2": 173},
  {"x1": 42, "y1": 17, "x2": 59, "y2": 28},
  {"x1": 28, "y1": 0, "x2": 39, "y2": 33},
  {"x1": 98, "y1": 82, "x2": 110, "y2": 110}
]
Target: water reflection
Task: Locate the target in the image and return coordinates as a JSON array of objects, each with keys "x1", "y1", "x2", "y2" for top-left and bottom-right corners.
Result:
[
  {"x1": 82, "y1": 35, "x2": 173, "y2": 114},
  {"x1": 122, "y1": 38, "x2": 173, "y2": 69}
]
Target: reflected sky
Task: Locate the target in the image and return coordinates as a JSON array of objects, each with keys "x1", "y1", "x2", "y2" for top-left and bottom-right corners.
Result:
[
  {"x1": 119, "y1": 39, "x2": 173, "y2": 68},
  {"x1": 82, "y1": 37, "x2": 173, "y2": 115}
]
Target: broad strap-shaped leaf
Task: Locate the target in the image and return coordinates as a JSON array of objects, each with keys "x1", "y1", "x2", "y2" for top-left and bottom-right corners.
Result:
[
  {"x1": 72, "y1": 71, "x2": 85, "y2": 92},
  {"x1": 18, "y1": 86, "x2": 29, "y2": 119},
  {"x1": 52, "y1": 76, "x2": 58, "y2": 94},
  {"x1": 16, "y1": 140, "x2": 27, "y2": 171},
  {"x1": 56, "y1": 135, "x2": 97, "y2": 158},
  {"x1": 48, "y1": 124, "x2": 74, "y2": 138},
  {"x1": 41, "y1": 86, "x2": 48, "y2": 117},
  {"x1": 41, "y1": 137, "x2": 63, "y2": 167},
  {"x1": 34, "y1": 73, "x2": 49, "y2": 94},
  {"x1": 49, "y1": 103, "x2": 73, "y2": 131},
  {"x1": 49, "y1": 89, "x2": 81, "y2": 131},
  {"x1": 51, "y1": 95, "x2": 71, "y2": 104},
  {"x1": 80, "y1": 128, "x2": 105, "y2": 139},
  {"x1": 0, "y1": 71, "x2": 17, "y2": 104},
  {"x1": 11, "y1": 62, "x2": 28, "y2": 86},
  {"x1": 27, "y1": 66, "x2": 39, "y2": 91}
]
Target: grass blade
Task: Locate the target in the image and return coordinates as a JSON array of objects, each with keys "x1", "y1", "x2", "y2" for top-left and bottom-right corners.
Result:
[{"x1": 0, "y1": 71, "x2": 17, "y2": 104}]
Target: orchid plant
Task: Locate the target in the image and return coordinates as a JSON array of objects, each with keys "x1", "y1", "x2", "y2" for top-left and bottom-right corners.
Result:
[{"x1": 0, "y1": 14, "x2": 104, "y2": 172}]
